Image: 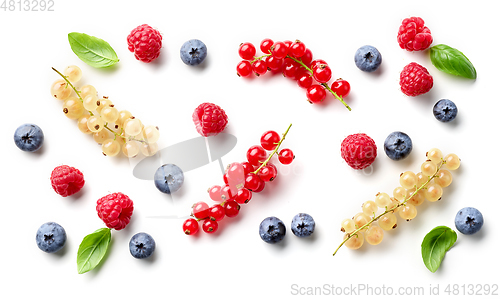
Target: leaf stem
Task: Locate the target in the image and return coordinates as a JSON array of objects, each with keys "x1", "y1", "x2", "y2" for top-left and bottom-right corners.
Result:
[{"x1": 332, "y1": 160, "x2": 446, "y2": 256}]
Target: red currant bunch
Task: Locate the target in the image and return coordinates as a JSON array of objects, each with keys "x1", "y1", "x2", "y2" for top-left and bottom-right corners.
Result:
[
  {"x1": 236, "y1": 39, "x2": 351, "y2": 110},
  {"x1": 182, "y1": 124, "x2": 295, "y2": 235}
]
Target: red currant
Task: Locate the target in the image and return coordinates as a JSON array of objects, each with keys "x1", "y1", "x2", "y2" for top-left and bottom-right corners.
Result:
[
  {"x1": 252, "y1": 60, "x2": 267, "y2": 76},
  {"x1": 283, "y1": 40, "x2": 293, "y2": 49},
  {"x1": 238, "y1": 42, "x2": 256, "y2": 60},
  {"x1": 247, "y1": 145, "x2": 268, "y2": 166},
  {"x1": 182, "y1": 218, "x2": 199, "y2": 235},
  {"x1": 236, "y1": 60, "x2": 252, "y2": 77},
  {"x1": 244, "y1": 173, "x2": 263, "y2": 191},
  {"x1": 310, "y1": 59, "x2": 328, "y2": 70},
  {"x1": 283, "y1": 58, "x2": 300, "y2": 79},
  {"x1": 260, "y1": 38, "x2": 273, "y2": 54},
  {"x1": 223, "y1": 172, "x2": 229, "y2": 185},
  {"x1": 278, "y1": 148, "x2": 295, "y2": 164},
  {"x1": 271, "y1": 41, "x2": 288, "y2": 60},
  {"x1": 290, "y1": 40, "x2": 306, "y2": 58},
  {"x1": 234, "y1": 188, "x2": 252, "y2": 204},
  {"x1": 331, "y1": 79, "x2": 351, "y2": 98},
  {"x1": 297, "y1": 71, "x2": 313, "y2": 89},
  {"x1": 265, "y1": 56, "x2": 283, "y2": 72},
  {"x1": 220, "y1": 184, "x2": 234, "y2": 201},
  {"x1": 258, "y1": 164, "x2": 278, "y2": 182},
  {"x1": 260, "y1": 130, "x2": 280, "y2": 151},
  {"x1": 208, "y1": 204, "x2": 225, "y2": 221},
  {"x1": 253, "y1": 179, "x2": 266, "y2": 192},
  {"x1": 202, "y1": 219, "x2": 218, "y2": 234},
  {"x1": 306, "y1": 84, "x2": 326, "y2": 103},
  {"x1": 224, "y1": 200, "x2": 240, "y2": 217},
  {"x1": 300, "y1": 48, "x2": 313, "y2": 67},
  {"x1": 208, "y1": 185, "x2": 222, "y2": 202},
  {"x1": 227, "y1": 162, "x2": 245, "y2": 185},
  {"x1": 192, "y1": 201, "x2": 209, "y2": 219},
  {"x1": 241, "y1": 162, "x2": 255, "y2": 176},
  {"x1": 313, "y1": 64, "x2": 332, "y2": 83}
]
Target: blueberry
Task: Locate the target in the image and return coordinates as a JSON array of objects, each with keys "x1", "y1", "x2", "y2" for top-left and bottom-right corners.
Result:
[
  {"x1": 433, "y1": 99, "x2": 458, "y2": 122},
  {"x1": 36, "y1": 222, "x2": 66, "y2": 253},
  {"x1": 154, "y1": 164, "x2": 184, "y2": 194},
  {"x1": 291, "y1": 213, "x2": 315, "y2": 238},
  {"x1": 354, "y1": 45, "x2": 382, "y2": 72},
  {"x1": 384, "y1": 131, "x2": 413, "y2": 161},
  {"x1": 259, "y1": 216, "x2": 286, "y2": 244},
  {"x1": 180, "y1": 39, "x2": 207, "y2": 66},
  {"x1": 455, "y1": 207, "x2": 484, "y2": 235},
  {"x1": 129, "y1": 232, "x2": 156, "y2": 259},
  {"x1": 14, "y1": 123, "x2": 44, "y2": 152}
]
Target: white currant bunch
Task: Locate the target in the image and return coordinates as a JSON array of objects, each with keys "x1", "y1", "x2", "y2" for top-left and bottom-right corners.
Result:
[
  {"x1": 51, "y1": 66, "x2": 160, "y2": 157},
  {"x1": 334, "y1": 148, "x2": 460, "y2": 255}
]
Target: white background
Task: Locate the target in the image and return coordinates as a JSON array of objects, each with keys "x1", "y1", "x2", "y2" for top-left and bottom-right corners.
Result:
[{"x1": 1, "y1": 0, "x2": 499, "y2": 298}]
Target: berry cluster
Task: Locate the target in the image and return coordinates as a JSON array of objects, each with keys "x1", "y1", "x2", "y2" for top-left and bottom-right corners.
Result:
[
  {"x1": 51, "y1": 66, "x2": 160, "y2": 157},
  {"x1": 333, "y1": 148, "x2": 460, "y2": 255},
  {"x1": 236, "y1": 39, "x2": 351, "y2": 110},
  {"x1": 182, "y1": 124, "x2": 294, "y2": 235}
]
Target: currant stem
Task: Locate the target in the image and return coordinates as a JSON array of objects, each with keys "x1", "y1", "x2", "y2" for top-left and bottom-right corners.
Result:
[
  {"x1": 52, "y1": 67, "x2": 94, "y2": 116},
  {"x1": 253, "y1": 123, "x2": 292, "y2": 175},
  {"x1": 332, "y1": 160, "x2": 446, "y2": 256}
]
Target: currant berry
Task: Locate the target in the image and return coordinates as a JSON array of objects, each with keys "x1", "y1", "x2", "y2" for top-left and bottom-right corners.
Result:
[
  {"x1": 313, "y1": 64, "x2": 332, "y2": 83},
  {"x1": 220, "y1": 184, "x2": 234, "y2": 201},
  {"x1": 234, "y1": 188, "x2": 252, "y2": 204},
  {"x1": 300, "y1": 48, "x2": 313, "y2": 67},
  {"x1": 223, "y1": 172, "x2": 229, "y2": 185},
  {"x1": 306, "y1": 84, "x2": 326, "y2": 104},
  {"x1": 283, "y1": 40, "x2": 293, "y2": 48},
  {"x1": 202, "y1": 219, "x2": 218, "y2": 234},
  {"x1": 310, "y1": 59, "x2": 328, "y2": 70},
  {"x1": 331, "y1": 79, "x2": 351, "y2": 98},
  {"x1": 344, "y1": 232, "x2": 364, "y2": 250},
  {"x1": 238, "y1": 42, "x2": 256, "y2": 60},
  {"x1": 341, "y1": 219, "x2": 356, "y2": 233},
  {"x1": 258, "y1": 165, "x2": 277, "y2": 182},
  {"x1": 297, "y1": 71, "x2": 313, "y2": 89},
  {"x1": 271, "y1": 41, "x2": 288, "y2": 59},
  {"x1": 227, "y1": 162, "x2": 245, "y2": 186},
  {"x1": 224, "y1": 200, "x2": 240, "y2": 218},
  {"x1": 265, "y1": 55, "x2": 283, "y2": 72},
  {"x1": 237, "y1": 60, "x2": 252, "y2": 77},
  {"x1": 253, "y1": 179, "x2": 265, "y2": 193},
  {"x1": 290, "y1": 40, "x2": 306, "y2": 57},
  {"x1": 247, "y1": 145, "x2": 268, "y2": 166},
  {"x1": 283, "y1": 58, "x2": 300, "y2": 79},
  {"x1": 260, "y1": 130, "x2": 280, "y2": 151},
  {"x1": 183, "y1": 218, "x2": 199, "y2": 235},
  {"x1": 365, "y1": 225, "x2": 384, "y2": 245},
  {"x1": 244, "y1": 173, "x2": 263, "y2": 192},
  {"x1": 192, "y1": 201, "x2": 210, "y2": 219},
  {"x1": 252, "y1": 60, "x2": 267, "y2": 76},
  {"x1": 208, "y1": 205, "x2": 225, "y2": 221},
  {"x1": 208, "y1": 185, "x2": 222, "y2": 202},
  {"x1": 278, "y1": 148, "x2": 294, "y2": 164},
  {"x1": 241, "y1": 162, "x2": 255, "y2": 176},
  {"x1": 260, "y1": 38, "x2": 273, "y2": 54}
]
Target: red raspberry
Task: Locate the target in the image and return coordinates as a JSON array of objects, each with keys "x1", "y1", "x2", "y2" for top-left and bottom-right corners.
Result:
[
  {"x1": 127, "y1": 24, "x2": 162, "y2": 63},
  {"x1": 192, "y1": 102, "x2": 228, "y2": 137},
  {"x1": 50, "y1": 165, "x2": 85, "y2": 197},
  {"x1": 96, "y1": 193, "x2": 134, "y2": 230},
  {"x1": 340, "y1": 133, "x2": 377, "y2": 170},
  {"x1": 397, "y1": 17, "x2": 433, "y2": 51},
  {"x1": 399, "y1": 62, "x2": 433, "y2": 97}
]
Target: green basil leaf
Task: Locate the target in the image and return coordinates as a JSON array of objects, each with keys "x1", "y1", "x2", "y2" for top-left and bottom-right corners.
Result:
[
  {"x1": 430, "y1": 44, "x2": 476, "y2": 79},
  {"x1": 77, "y1": 227, "x2": 112, "y2": 274},
  {"x1": 68, "y1": 32, "x2": 119, "y2": 68},
  {"x1": 421, "y1": 226, "x2": 457, "y2": 273}
]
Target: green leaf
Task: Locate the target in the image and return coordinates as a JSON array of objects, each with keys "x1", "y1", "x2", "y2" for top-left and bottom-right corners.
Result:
[
  {"x1": 421, "y1": 226, "x2": 457, "y2": 273},
  {"x1": 77, "y1": 227, "x2": 112, "y2": 274},
  {"x1": 68, "y1": 32, "x2": 119, "y2": 68},
  {"x1": 430, "y1": 44, "x2": 476, "y2": 79}
]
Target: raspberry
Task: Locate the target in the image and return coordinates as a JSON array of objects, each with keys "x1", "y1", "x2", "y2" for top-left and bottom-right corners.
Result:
[
  {"x1": 50, "y1": 165, "x2": 85, "y2": 197},
  {"x1": 341, "y1": 133, "x2": 377, "y2": 170},
  {"x1": 397, "y1": 17, "x2": 433, "y2": 51},
  {"x1": 127, "y1": 24, "x2": 162, "y2": 63},
  {"x1": 399, "y1": 62, "x2": 433, "y2": 97},
  {"x1": 96, "y1": 192, "x2": 134, "y2": 230},
  {"x1": 192, "y1": 102, "x2": 228, "y2": 137}
]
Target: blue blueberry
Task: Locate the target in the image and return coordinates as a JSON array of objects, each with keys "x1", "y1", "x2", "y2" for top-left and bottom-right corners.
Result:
[
  {"x1": 154, "y1": 164, "x2": 184, "y2": 194},
  {"x1": 36, "y1": 222, "x2": 66, "y2": 253},
  {"x1": 384, "y1": 131, "x2": 413, "y2": 161},
  {"x1": 433, "y1": 99, "x2": 458, "y2": 122},
  {"x1": 180, "y1": 39, "x2": 207, "y2": 66},
  {"x1": 259, "y1": 216, "x2": 286, "y2": 244},
  {"x1": 129, "y1": 232, "x2": 156, "y2": 259},
  {"x1": 354, "y1": 45, "x2": 382, "y2": 72},
  {"x1": 14, "y1": 123, "x2": 44, "y2": 152},
  {"x1": 291, "y1": 213, "x2": 315, "y2": 238},
  {"x1": 455, "y1": 207, "x2": 483, "y2": 235}
]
